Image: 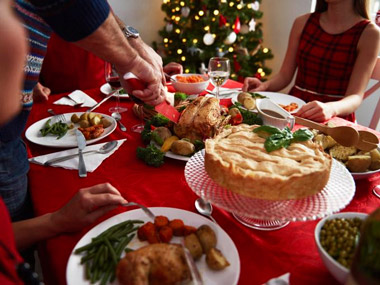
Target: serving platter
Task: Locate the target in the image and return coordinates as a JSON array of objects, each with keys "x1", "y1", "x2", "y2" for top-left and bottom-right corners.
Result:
[
  {"x1": 25, "y1": 112, "x2": 116, "y2": 148},
  {"x1": 67, "y1": 207, "x2": 240, "y2": 285},
  {"x1": 350, "y1": 146, "x2": 380, "y2": 180},
  {"x1": 231, "y1": 91, "x2": 306, "y2": 113},
  {"x1": 185, "y1": 151, "x2": 355, "y2": 223}
]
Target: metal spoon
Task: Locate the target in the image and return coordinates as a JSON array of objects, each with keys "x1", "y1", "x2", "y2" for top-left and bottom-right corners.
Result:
[
  {"x1": 112, "y1": 112, "x2": 127, "y2": 132},
  {"x1": 195, "y1": 198, "x2": 218, "y2": 224},
  {"x1": 43, "y1": 140, "x2": 118, "y2": 166}
]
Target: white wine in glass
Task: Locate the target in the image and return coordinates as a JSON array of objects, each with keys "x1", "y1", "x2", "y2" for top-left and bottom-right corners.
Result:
[{"x1": 208, "y1": 57, "x2": 230, "y2": 100}]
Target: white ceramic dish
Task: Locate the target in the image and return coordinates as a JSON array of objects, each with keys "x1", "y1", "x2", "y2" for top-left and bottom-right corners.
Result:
[
  {"x1": 171, "y1": 73, "x2": 210, "y2": 95},
  {"x1": 25, "y1": 112, "x2": 116, "y2": 148},
  {"x1": 67, "y1": 207, "x2": 240, "y2": 285},
  {"x1": 314, "y1": 212, "x2": 368, "y2": 284},
  {"x1": 350, "y1": 146, "x2": 380, "y2": 180},
  {"x1": 231, "y1": 91, "x2": 306, "y2": 113},
  {"x1": 100, "y1": 83, "x2": 129, "y2": 98},
  {"x1": 150, "y1": 141, "x2": 190, "y2": 162}
]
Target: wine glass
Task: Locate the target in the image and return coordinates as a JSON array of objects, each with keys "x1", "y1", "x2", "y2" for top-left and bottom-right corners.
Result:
[
  {"x1": 131, "y1": 106, "x2": 145, "y2": 133},
  {"x1": 208, "y1": 57, "x2": 230, "y2": 100},
  {"x1": 105, "y1": 62, "x2": 128, "y2": 113}
]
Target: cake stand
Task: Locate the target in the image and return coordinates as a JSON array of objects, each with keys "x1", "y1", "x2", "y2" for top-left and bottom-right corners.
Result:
[{"x1": 185, "y1": 151, "x2": 355, "y2": 231}]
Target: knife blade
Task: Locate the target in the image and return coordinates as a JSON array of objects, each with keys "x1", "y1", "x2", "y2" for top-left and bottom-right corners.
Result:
[
  {"x1": 123, "y1": 72, "x2": 180, "y2": 123},
  {"x1": 181, "y1": 243, "x2": 203, "y2": 285},
  {"x1": 75, "y1": 130, "x2": 87, "y2": 177}
]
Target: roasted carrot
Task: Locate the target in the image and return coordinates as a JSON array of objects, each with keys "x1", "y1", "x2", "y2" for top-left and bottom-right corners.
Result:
[
  {"x1": 154, "y1": 215, "x2": 169, "y2": 229},
  {"x1": 168, "y1": 219, "x2": 185, "y2": 236},
  {"x1": 137, "y1": 222, "x2": 155, "y2": 241},
  {"x1": 158, "y1": 226, "x2": 173, "y2": 243},
  {"x1": 183, "y1": 225, "x2": 197, "y2": 236}
]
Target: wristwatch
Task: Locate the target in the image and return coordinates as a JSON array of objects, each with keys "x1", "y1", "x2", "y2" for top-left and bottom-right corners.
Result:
[{"x1": 122, "y1": 26, "x2": 139, "y2": 39}]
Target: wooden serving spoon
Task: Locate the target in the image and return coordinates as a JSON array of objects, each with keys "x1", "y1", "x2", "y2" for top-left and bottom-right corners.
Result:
[
  {"x1": 295, "y1": 116, "x2": 359, "y2": 147},
  {"x1": 356, "y1": 130, "x2": 379, "y2": 151}
]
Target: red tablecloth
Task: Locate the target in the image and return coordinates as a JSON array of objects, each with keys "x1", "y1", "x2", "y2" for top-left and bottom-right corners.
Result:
[{"x1": 24, "y1": 81, "x2": 380, "y2": 285}]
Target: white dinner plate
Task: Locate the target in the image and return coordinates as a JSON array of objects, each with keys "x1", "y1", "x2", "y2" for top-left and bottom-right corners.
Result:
[
  {"x1": 66, "y1": 207, "x2": 240, "y2": 285},
  {"x1": 25, "y1": 112, "x2": 116, "y2": 148},
  {"x1": 350, "y1": 146, "x2": 380, "y2": 180},
  {"x1": 100, "y1": 83, "x2": 129, "y2": 98},
  {"x1": 231, "y1": 91, "x2": 306, "y2": 113},
  {"x1": 150, "y1": 141, "x2": 190, "y2": 162}
]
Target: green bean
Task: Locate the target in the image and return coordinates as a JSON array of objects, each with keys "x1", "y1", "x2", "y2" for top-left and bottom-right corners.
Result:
[
  {"x1": 74, "y1": 238, "x2": 105, "y2": 254},
  {"x1": 104, "y1": 237, "x2": 118, "y2": 265}
]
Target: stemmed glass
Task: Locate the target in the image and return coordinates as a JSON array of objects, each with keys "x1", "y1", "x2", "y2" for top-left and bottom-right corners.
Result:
[
  {"x1": 208, "y1": 57, "x2": 230, "y2": 100},
  {"x1": 131, "y1": 106, "x2": 145, "y2": 133},
  {"x1": 105, "y1": 62, "x2": 127, "y2": 113}
]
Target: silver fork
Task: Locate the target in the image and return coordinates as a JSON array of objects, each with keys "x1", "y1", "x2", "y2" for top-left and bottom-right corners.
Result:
[
  {"x1": 47, "y1": 109, "x2": 66, "y2": 123},
  {"x1": 121, "y1": 202, "x2": 156, "y2": 220}
]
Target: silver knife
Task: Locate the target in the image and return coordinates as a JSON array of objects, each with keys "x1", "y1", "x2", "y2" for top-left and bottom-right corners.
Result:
[
  {"x1": 75, "y1": 130, "x2": 87, "y2": 177},
  {"x1": 87, "y1": 87, "x2": 123, "y2": 112},
  {"x1": 181, "y1": 243, "x2": 203, "y2": 285}
]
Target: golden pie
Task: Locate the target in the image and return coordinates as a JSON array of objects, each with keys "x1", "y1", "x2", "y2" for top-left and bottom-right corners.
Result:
[{"x1": 204, "y1": 124, "x2": 332, "y2": 200}]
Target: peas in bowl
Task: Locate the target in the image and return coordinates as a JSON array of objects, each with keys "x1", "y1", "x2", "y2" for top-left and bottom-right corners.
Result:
[{"x1": 314, "y1": 212, "x2": 367, "y2": 284}]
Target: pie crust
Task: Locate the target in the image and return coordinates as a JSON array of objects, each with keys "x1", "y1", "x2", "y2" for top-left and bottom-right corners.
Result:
[{"x1": 204, "y1": 124, "x2": 332, "y2": 200}]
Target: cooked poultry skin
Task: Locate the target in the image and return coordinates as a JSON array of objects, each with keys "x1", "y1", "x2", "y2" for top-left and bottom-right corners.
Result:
[
  {"x1": 174, "y1": 97, "x2": 230, "y2": 141},
  {"x1": 116, "y1": 243, "x2": 190, "y2": 285}
]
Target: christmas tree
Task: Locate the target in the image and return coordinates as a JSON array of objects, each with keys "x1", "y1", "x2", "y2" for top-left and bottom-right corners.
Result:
[{"x1": 154, "y1": 0, "x2": 273, "y2": 82}]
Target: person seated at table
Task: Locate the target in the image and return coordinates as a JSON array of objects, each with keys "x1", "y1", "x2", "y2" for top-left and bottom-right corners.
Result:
[{"x1": 242, "y1": 0, "x2": 380, "y2": 122}]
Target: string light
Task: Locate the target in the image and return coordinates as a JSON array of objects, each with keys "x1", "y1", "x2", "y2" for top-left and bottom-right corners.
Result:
[
  {"x1": 263, "y1": 48, "x2": 269, "y2": 53},
  {"x1": 204, "y1": 25, "x2": 210, "y2": 31},
  {"x1": 213, "y1": 10, "x2": 219, "y2": 16},
  {"x1": 175, "y1": 29, "x2": 180, "y2": 34},
  {"x1": 221, "y1": 0, "x2": 227, "y2": 2},
  {"x1": 163, "y1": 38, "x2": 169, "y2": 43},
  {"x1": 229, "y1": 2, "x2": 234, "y2": 7},
  {"x1": 172, "y1": 9, "x2": 175, "y2": 13},
  {"x1": 212, "y1": 34, "x2": 216, "y2": 38},
  {"x1": 212, "y1": 17, "x2": 216, "y2": 22},
  {"x1": 257, "y1": 68, "x2": 263, "y2": 73},
  {"x1": 164, "y1": 44, "x2": 168, "y2": 48},
  {"x1": 181, "y1": 56, "x2": 186, "y2": 61},
  {"x1": 193, "y1": 39, "x2": 198, "y2": 44},
  {"x1": 237, "y1": 4, "x2": 243, "y2": 9},
  {"x1": 182, "y1": 38, "x2": 187, "y2": 43},
  {"x1": 171, "y1": 15, "x2": 175, "y2": 20},
  {"x1": 195, "y1": 15, "x2": 200, "y2": 20},
  {"x1": 175, "y1": 16, "x2": 180, "y2": 21},
  {"x1": 163, "y1": 0, "x2": 169, "y2": 4},
  {"x1": 228, "y1": 47, "x2": 234, "y2": 52},
  {"x1": 185, "y1": 68, "x2": 190, "y2": 73},
  {"x1": 177, "y1": 49, "x2": 183, "y2": 54},
  {"x1": 169, "y1": 39, "x2": 173, "y2": 43},
  {"x1": 175, "y1": 6, "x2": 180, "y2": 11},
  {"x1": 180, "y1": 1, "x2": 185, "y2": 6},
  {"x1": 261, "y1": 72, "x2": 266, "y2": 77},
  {"x1": 199, "y1": 10, "x2": 204, "y2": 16},
  {"x1": 247, "y1": 3, "x2": 252, "y2": 8}
]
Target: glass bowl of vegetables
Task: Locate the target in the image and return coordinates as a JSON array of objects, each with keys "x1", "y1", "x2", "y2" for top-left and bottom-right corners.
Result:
[{"x1": 314, "y1": 212, "x2": 368, "y2": 284}]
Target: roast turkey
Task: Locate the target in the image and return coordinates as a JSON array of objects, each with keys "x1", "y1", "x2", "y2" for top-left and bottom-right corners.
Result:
[{"x1": 174, "y1": 96, "x2": 230, "y2": 141}]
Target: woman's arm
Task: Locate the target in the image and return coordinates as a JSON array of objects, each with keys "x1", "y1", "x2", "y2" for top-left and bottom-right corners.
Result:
[
  {"x1": 12, "y1": 183, "x2": 127, "y2": 251},
  {"x1": 243, "y1": 14, "x2": 310, "y2": 92}
]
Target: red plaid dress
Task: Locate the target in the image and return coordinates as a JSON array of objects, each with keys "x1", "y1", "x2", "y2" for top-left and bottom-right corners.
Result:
[{"x1": 289, "y1": 12, "x2": 370, "y2": 122}]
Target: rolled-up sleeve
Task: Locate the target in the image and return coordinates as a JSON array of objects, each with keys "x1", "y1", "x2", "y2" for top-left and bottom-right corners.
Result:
[{"x1": 28, "y1": 0, "x2": 110, "y2": 42}]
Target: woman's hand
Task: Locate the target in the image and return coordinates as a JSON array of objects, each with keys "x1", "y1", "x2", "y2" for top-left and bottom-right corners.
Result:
[
  {"x1": 242, "y1": 77, "x2": 267, "y2": 92},
  {"x1": 50, "y1": 183, "x2": 127, "y2": 233},
  {"x1": 295, "y1": 100, "x2": 336, "y2": 122},
  {"x1": 32, "y1": 82, "x2": 51, "y2": 102},
  {"x1": 163, "y1": 62, "x2": 183, "y2": 76}
]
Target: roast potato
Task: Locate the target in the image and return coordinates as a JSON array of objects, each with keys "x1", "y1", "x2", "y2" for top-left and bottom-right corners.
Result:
[
  {"x1": 171, "y1": 140, "x2": 195, "y2": 156},
  {"x1": 237, "y1": 92, "x2": 252, "y2": 104},
  {"x1": 196, "y1": 225, "x2": 217, "y2": 253},
  {"x1": 369, "y1": 149, "x2": 380, "y2": 170},
  {"x1": 79, "y1": 120, "x2": 90, "y2": 128},
  {"x1": 243, "y1": 97, "x2": 256, "y2": 110},
  {"x1": 329, "y1": 145, "x2": 357, "y2": 161},
  {"x1": 90, "y1": 116, "x2": 101, "y2": 126},
  {"x1": 80, "y1": 112, "x2": 89, "y2": 121},
  {"x1": 71, "y1": 114, "x2": 80, "y2": 123},
  {"x1": 101, "y1": 118, "x2": 112, "y2": 128},
  {"x1": 184, "y1": 233, "x2": 203, "y2": 260},
  {"x1": 346, "y1": 155, "x2": 371, "y2": 172},
  {"x1": 153, "y1": 127, "x2": 172, "y2": 145},
  {"x1": 205, "y1": 247, "x2": 230, "y2": 270}
]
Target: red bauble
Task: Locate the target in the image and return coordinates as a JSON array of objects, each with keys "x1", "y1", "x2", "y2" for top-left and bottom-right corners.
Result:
[
  {"x1": 254, "y1": 72, "x2": 262, "y2": 80},
  {"x1": 219, "y1": 14, "x2": 227, "y2": 27},
  {"x1": 233, "y1": 16, "x2": 241, "y2": 34}
]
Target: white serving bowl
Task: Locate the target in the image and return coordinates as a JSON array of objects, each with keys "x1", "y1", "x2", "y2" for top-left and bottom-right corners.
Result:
[
  {"x1": 314, "y1": 212, "x2": 368, "y2": 284},
  {"x1": 171, "y1": 73, "x2": 210, "y2": 95}
]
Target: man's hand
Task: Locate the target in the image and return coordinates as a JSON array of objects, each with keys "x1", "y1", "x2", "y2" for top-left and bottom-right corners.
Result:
[
  {"x1": 33, "y1": 82, "x2": 51, "y2": 102},
  {"x1": 163, "y1": 62, "x2": 183, "y2": 76},
  {"x1": 50, "y1": 183, "x2": 127, "y2": 233}
]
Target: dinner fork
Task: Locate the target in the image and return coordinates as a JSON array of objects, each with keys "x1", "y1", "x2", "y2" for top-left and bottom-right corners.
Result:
[
  {"x1": 121, "y1": 202, "x2": 156, "y2": 220},
  {"x1": 47, "y1": 109, "x2": 66, "y2": 123}
]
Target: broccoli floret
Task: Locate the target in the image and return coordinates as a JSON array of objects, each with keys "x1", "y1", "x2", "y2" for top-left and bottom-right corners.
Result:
[
  {"x1": 136, "y1": 144, "x2": 165, "y2": 167},
  {"x1": 193, "y1": 140, "x2": 205, "y2": 152},
  {"x1": 174, "y1": 92, "x2": 188, "y2": 101},
  {"x1": 141, "y1": 129, "x2": 152, "y2": 144},
  {"x1": 150, "y1": 114, "x2": 170, "y2": 127}
]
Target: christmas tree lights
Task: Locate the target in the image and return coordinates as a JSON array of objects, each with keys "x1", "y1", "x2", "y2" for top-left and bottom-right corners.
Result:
[{"x1": 154, "y1": 0, "x2": 273, "y2": 82}]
